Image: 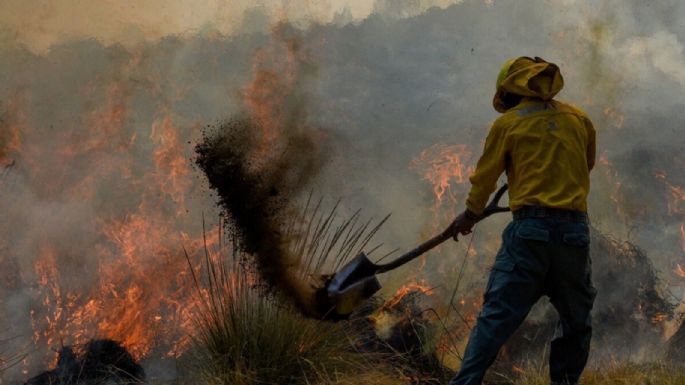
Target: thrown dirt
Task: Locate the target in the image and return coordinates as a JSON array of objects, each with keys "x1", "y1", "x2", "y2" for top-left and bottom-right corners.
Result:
[{"x1": 195, "y1": 114, "x2": 327, "y2": 317}]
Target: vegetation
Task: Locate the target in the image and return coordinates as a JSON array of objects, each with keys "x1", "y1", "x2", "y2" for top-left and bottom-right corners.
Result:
[
  {"x1": 185, "y1": 254, "x2": 371, "y2": 385},
  {"x1": 0, "y1": 335, "x2": 26, "y2": 378},
  {"x1": 511, "y1": 362, "x2": 685, "y2": 385},
  {"x1": 176, "y1": 203, "x2": 685, "y2": 385},
  {"x1": 182, "y1": 203, "x2": 398, "y2": 385}
]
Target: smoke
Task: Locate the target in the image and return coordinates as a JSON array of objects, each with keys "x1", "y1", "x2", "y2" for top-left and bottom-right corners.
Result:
[
  {"x1": 1, "y1": 0, "x2": 685, "y2": 380},
  {"x1": 194, "y1": 26, "x2": 329, "y2": 316}
]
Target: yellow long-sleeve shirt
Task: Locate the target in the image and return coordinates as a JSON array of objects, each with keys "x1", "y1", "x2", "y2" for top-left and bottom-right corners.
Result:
[{"x1": 466, "y1": 99, "x2": 596, "y2": 215}]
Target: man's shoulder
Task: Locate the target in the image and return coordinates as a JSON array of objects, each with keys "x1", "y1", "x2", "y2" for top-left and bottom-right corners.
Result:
[
  {"x1": 492, "y1": 99, "x2": 593, "y2": 129},
  {"x1": 553, "y1": 100, "x2": 591, "y2": 120}
]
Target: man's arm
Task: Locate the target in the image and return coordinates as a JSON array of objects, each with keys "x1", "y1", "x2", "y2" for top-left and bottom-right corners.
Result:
[
  {"x1": 449, "y1": 122, "x2": 508, "y2": 239},
  {"x1": 466, "y1": 121, "x2": 508, "y2": 215}
]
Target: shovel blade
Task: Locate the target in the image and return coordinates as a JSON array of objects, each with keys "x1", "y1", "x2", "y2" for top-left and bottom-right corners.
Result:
[
  {"x1": 326, "y1": 252, "x2": 382, "y2": 316},
  {"x1": 330, "y1": 275, "x2": 381, "y2": 316}
]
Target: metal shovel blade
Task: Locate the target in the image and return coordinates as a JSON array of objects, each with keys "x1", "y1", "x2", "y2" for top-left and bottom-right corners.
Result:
[{"x1": 326, "y1": 252, "x2": 382, "y2": 316}]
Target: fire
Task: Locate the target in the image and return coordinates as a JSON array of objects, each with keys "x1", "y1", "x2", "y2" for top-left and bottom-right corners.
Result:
[
  {"x1": 597, "y1": 152, "x2": 625, "y2": 222},
  {"x1": 383, "y1": 281, "x2": 434, "y2": 309},
  {"x1": 676, "y1": 263, "x2": 685, "y2": 279},
  {"x1": 651, "y1": 313, "x2": 668, "y2": 324},
  {"x1": 242, "y1": 51, "x2": 285, "y2": 150},
  {"x1": 654, "y1": 170, "x2": 685, "y2": 216},
  {"x1": 151, "y1": 113, "x2": 192, "y2": 210},
  {"x1": 0, "y1": 92, "x2": 27, "y2": 167},
  {"x1": 511, "y1": 365, "x2": 526, "y2": 375},
  {"x1": 241, "y1": 25, "x2": 311, "y2": 165},
  {"x1": 0, "y1": 80, "x2": 212, "y2": 367},
  {"x1": 654, "y1": 171, "x2": 685, "y2": 254},
  {"x1": 0, "y1": 24, "x2": 321, "y2": 375},
  {"x1": 410, "y1": 143, "x2": 474, "y2": 220}
]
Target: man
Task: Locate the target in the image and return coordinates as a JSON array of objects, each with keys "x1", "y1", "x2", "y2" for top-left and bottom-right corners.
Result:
[{"x1": 448, "y1": 56, "x2": 597, "y2": 385}]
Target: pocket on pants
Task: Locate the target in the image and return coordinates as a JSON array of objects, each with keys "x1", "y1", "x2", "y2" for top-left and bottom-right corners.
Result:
[
  {"x1": 516, "y1": 225, "x2": 550, "y2": 242},
  {"x1": 511, "y1": 222, "x2": 550, "y2": 274},
  {"x1": 484, "y1": 249, "x2": 516, "y2": 296}
]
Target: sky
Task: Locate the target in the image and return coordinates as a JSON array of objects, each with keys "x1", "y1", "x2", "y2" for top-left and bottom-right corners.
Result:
[{"x1": 1, "y1": 0, "x2": 467, "y2": 53}]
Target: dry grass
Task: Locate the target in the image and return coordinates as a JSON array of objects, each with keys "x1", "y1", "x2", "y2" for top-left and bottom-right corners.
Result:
[
  {"x1": 182, "y1": 261, "x2": 405, "y2": 385},
  {"x1": 0, "y1": 335, "x2": 26, "y2": 378},
  {"x1": 183, "y1": 249, "x2": 367, "y2": 385},
  {"x1": 180, "y1": 204, "x2": 398, "y2": 385},
  {"x1": 512, "y1": 362, "x2": 685, "y2": 385}
]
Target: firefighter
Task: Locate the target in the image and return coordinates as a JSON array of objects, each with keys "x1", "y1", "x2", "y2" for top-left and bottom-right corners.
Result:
[{"x1": 448, "y1": 56, "x2": 597, "y2": 385}]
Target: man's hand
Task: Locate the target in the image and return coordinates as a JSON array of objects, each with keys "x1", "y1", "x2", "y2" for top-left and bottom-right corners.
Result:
[{"x1": 448, "y1": 210, "x2": 479, "y2": 241}]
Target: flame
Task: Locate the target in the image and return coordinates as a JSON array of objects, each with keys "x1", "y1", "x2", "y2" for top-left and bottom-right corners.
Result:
[
  {"x1": 383, "y1": 281, "x2": 434, "y2": 309},
  {"x1": 0, "y1": 25, "x2": 318, "y2": 372},
  {"x1": 654, "y1": 171, "x2": 685, "y2": 254},
  {"x1": 651, "y1": 312, "x2": 668, "y2": 324},
  {"x1": 597, "y1": 152, "x2": 625, "y2": 222},
  {"x1": 676, "y1": 263, "x2": 685, "y2": 279},
  {"x1": 5, "y1": 89, "x2": 210, "y2": 363},
  {"x1": 410, "y1": 143, "x2": 474, "y2": 230},
  {"x1": 0, "y1": 92, "x2": 27, "y2": 167},
  {"x1": 241, "y1": 25, "x2": 310, "y2": 165},
  {"x1": 411, "y1": 144, "x2": 473, "y2": 208},
  {"x1": 512, "y1": 365, "x2": 526, "y2": 375},
  {"x1": 654, "y1": 170, "x2": 685, "y2": 216},
  {"x1": 151, "y1": 113, "x2": 192, "y2": 210}
]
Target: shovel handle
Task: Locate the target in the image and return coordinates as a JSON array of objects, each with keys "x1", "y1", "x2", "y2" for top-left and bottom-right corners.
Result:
[{"x1": 376, "y1": 184, "x2": 510, "y2": 274}]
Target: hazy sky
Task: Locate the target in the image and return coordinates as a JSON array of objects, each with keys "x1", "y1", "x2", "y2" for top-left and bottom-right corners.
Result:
[{"x1": 1, "y1": 0, "x2": 468, "y2": 53}]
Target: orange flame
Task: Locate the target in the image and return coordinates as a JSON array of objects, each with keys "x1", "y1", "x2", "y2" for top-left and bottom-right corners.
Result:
[
  {"x1": 654, "y1": 170, "x2": 685, "y2": 216},
  {"x1": 7, "y1": 26, "x2": 318, "y2": 369},
  {"x1": 0, "y1": 92, "x2": 27, "y2": 167},
  {"x1": 383, "y1": 281, "x2": 434, "y2": 309},
  {"x1": 241, "y1": 25, "x2": 311, "y2": 165},
  {"x1": 675, "y1": 263, "x2": 685, "y2": 279},
  {"x1": 411, "y1": 143, "x2": 474, "y2": 220},
  {"x1": 597, "y1": 152, "x2": 626, "y2": 221},
  {"x1": 512, "y1": 365, "x2": 526, "y2": 375},
  {"x1": 651, "y1": 312, "x2": 668, "y2": 324},
  {"x1": 12, "y1": 96, "x2": 209, "y2": 362}
]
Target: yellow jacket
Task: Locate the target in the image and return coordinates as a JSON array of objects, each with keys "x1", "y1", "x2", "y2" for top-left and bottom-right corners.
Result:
[{"x1": 466, "y1": 58, "x2": 596, "y2": 215}]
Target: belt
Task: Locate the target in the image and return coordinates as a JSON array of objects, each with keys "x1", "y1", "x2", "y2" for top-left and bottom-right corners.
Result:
[{"x1": 513, "y1": 206, "x2": 588, "y2": 223}]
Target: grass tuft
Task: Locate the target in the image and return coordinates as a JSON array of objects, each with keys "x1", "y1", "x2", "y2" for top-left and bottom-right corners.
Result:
[
  {"x1": 182, "y1": 204, "x2": 399, "y2": 385},
  {"x1": 188, "y1": 259, "x2": 363, "y2": 385},
  {"x1": 511, "y1": 362, "x2": 685, "y2": 385}
]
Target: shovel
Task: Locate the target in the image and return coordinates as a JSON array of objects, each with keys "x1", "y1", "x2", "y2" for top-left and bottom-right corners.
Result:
[{"x1": 315, "y1": 184, "x2": 510, "y2": 320}]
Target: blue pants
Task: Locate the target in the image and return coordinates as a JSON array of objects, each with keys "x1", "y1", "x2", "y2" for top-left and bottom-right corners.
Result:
[{"x1": 449, "y1": 207, "x2": 596, "y2": 385}]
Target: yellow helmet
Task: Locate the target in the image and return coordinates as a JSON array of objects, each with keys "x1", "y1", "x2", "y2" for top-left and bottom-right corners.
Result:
[
  {"x1": 496, "y1": 57, "x2": 518, "y2": 92},
  {"x1": 492, "y1": 56, "x2": 564, "y2": 113}
]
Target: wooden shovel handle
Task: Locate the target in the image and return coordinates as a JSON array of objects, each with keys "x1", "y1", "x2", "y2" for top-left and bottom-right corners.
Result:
[{"x1": 376, "y1": 184, "x2": 510, "y2": 274}]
